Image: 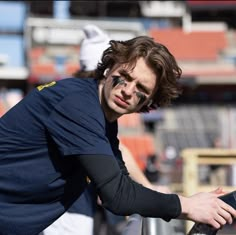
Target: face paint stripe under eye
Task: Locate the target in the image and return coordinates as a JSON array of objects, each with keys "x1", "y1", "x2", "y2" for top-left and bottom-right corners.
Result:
[
  {"x1": 112, "y1": 75, "x2": 147, "y2": 104},
  {"x1": 136, "y1": 92, "x2": 147, "y2": 105},
  {"x1": 112, "y1": 76, "x2": 126, "y2": 88}
]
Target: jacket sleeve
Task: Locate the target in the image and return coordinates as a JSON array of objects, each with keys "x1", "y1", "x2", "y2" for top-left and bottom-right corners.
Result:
[{"x1": 77, "y1": 154, "x2": 181, "y2": 221}]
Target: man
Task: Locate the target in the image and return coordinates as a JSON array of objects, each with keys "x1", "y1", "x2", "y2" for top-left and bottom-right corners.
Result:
[
  {"x1": 42, "y1": 24, "x2": 170, "y2": 235},
  {"x1": 0, "y1": 34, "x2": 235, "y2": 235}
]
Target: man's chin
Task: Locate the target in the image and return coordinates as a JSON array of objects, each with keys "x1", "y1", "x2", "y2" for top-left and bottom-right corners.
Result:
[
  {"x1": 115, "y1": 109, "x2": 128, "y2": 115},
  {"x1": 109, "y1": 102, "x2": 137, "y2": 115}
]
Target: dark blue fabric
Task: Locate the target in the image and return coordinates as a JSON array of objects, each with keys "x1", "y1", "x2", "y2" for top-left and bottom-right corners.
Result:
[
  {"x1": 0, "y1": 78, "x2": 117, "y2": 235},
  {"x1": 67, "y1": 183, "x2": 97, "y2": 217},
  {"x1": 63, "y1": 120, "x2": 127, "y2": 224},
  {"x1": 66, "y1": 119, "x2": 128, "y2": 218}
]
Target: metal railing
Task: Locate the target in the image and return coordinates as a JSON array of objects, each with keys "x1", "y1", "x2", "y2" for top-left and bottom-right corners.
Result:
[{"x1": 121, "y1": 216, "x2": 181, "y2": 235}]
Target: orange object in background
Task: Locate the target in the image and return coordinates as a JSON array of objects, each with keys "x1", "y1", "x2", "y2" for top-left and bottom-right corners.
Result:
[
  {"x1": 31, "y1": 63, "x2": 56, "y2": 76},
  {"x1": 65, "y1": 63, "x2": 80, "y2": 76},
  {"x1": 119, "y1": 134, "x2": 156, "y2": 170},
  {"x1": 149, "y1": 28, "x2": 227, "y2": 61}
]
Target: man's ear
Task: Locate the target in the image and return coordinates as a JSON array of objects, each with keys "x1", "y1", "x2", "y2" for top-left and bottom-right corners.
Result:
[{"x1": 103, "y1": 68, "x2": 110, "y2": 77}]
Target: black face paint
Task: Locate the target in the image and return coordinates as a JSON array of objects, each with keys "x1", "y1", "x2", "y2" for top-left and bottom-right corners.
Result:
[
  {"x1": 112, "y1": 75, "x2": 147, "y2": 106},
  {"x1": 136, "y1": 92, "x2": 147, "y2": 105},
  {"x1": 112, "y1": 76, "x2": 126, "y2": 88}
]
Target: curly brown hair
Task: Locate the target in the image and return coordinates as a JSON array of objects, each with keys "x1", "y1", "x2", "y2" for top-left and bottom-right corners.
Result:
[{"x1": 74, "y1": 36, "x2": 182, "y2": 112}]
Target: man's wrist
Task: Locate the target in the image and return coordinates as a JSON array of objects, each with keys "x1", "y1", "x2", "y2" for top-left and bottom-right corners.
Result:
[{"x1": 177, "y1": 195, "x2": 189, "y2": 219}]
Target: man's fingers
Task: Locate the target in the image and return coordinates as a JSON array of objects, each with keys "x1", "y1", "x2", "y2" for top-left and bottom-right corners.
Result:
[
  {"x1": 217, "y1": 209, "x2": 233, "y2": 225},
  {"x1": 216, "y1": 199, "x2": 236, "y2": 225}
]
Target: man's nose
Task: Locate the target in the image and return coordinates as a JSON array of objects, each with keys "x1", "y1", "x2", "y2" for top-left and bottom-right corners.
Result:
[{"x1": 121, "y1": 82, "x2": 136, "y2": 96}]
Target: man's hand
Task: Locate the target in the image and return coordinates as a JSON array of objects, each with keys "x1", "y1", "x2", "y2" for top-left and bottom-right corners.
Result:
[{"x1": 178, "y1": 188, "x2": 236, "y2": 229}]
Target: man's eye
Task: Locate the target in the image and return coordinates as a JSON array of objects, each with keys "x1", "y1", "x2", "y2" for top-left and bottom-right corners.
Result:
[
  {"x1": 119, "y1": 71, "x2": 131, "y2": 81},
  {"x1": 137, "y1": 85, "x2": 148, "y2": 95},
  {"x1": 125, "y1": 76, "x2": 132, "y2": 82}
]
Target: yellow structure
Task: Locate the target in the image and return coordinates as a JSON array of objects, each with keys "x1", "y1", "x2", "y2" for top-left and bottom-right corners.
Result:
[{"x1": 181, "y1": 148, "x2": 236, "y2": 233}]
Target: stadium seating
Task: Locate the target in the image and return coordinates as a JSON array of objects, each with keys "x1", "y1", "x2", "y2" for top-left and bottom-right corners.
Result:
[
  {"x1": 119, "y1": 134, "x2": 156, "y2": 170},
  {"x1": 65, "y1": 63, "x2": 79, "y2": 76},
  {"x1": 156, "y1": 105, "x2": 222, "y2": 155},
  {"x1": 118, "y1": 113, "x2": 144, "y2": 133},
  {"x1": 31, "y1": 63, "x2": 56, "y2": 76},
  {"x1": 149, "y1": 28, "x2": 227, "y2": 61}
]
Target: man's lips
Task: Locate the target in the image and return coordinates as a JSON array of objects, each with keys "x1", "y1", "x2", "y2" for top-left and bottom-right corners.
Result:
[{"x1": 114, "y1": 96, "x2": 129, "y2": 108}]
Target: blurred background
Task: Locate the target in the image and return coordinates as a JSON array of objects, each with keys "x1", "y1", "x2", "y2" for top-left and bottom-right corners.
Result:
[{"x1": 0, "y1": 1, "x2": 236, "y2": 234}]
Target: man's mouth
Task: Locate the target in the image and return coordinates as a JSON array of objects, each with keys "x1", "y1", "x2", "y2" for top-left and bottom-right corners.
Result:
[{"x1": 114, "y1": 96, "x2": 129, "y2": 108}]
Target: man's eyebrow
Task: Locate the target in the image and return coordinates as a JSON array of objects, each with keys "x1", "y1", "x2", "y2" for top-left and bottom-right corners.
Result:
[
  {"x1": 118, "y1": 69, "x2": 133, "y2": 80},
  {"x1": 139, "y1": 83, "x2": 151, "y2": 94},
  {"x1": 118, "y1": 69, "x2": 151, "y2": 94}
]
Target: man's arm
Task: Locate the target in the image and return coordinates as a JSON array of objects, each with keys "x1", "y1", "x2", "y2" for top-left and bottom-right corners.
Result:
[
  {"x1": 77, "y1": 154, "x2": 236, "y2": 228},
  {"x1": 120, "y1": 144, "x2": 170, "y2": 193},
  {"x1": 77, "y1": 154, "x2": 181, "y2": 220}
]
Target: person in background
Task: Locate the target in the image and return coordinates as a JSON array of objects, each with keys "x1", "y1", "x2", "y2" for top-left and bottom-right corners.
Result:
[
  {"x1": 0, "y1": 25, "x2": 236, "y2": 235},
  {"x1": 144, "y1": 154, "x2": 159, "y2": 183},
  {"x1": 209, "y1": 136, "x2": 227, "y2": 186}
]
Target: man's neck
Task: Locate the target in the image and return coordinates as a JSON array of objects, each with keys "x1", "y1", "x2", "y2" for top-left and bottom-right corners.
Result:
[{"x1": 98, "y1": 80, "x2": 121, "y2": 122}]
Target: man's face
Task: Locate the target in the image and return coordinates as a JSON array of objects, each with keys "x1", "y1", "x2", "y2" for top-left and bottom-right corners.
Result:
[{"x1": 102, "y1": 57, "x2": 157, "y2": 119}]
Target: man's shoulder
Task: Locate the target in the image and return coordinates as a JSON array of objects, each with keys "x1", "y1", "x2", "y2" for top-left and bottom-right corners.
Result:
[
  {"x1": 61, "y1": 77, "x2": 96, "y2": 84},
  {"x1": 59, "y1": 77, "x2": 97, "y2": 91},
  {"x1": 57, "y1": 77, "x2": 100, "y2": 109}
]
